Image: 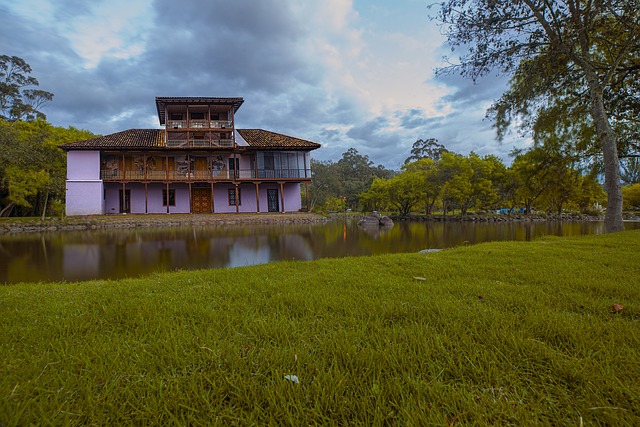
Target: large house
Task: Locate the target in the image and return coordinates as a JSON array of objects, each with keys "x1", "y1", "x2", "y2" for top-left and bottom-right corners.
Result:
[{"x1": 62, "y1": 97, "x2": 320, "y2": 216}]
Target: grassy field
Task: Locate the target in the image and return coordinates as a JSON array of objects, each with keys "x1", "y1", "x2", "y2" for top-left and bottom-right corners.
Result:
[{"x1": 1, "y1": 231, "x2": 639, "y2": 425}]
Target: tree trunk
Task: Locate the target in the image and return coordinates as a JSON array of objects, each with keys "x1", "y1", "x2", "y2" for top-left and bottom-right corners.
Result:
[
  {"x1": 584, "y1": 69, "x2": 624, "y2": 232},
  {"x1": 0, "y1": 202, "x2": 14, "y2": 217},
  {"x1": 41, "y1": 190, "x2": 49, "y2": 220}
]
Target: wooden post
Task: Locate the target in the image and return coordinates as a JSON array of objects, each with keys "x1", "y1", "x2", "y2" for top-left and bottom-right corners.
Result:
[
  {"x1": 235, "y1": 184, "x2": 239, "y2": 214},
  {"x1": 165, "y1": 154, "x2": 170, "y2": 214},
  {"x1": 255, "y1": 182, "x2": 260, "y2": 213},
  {"x1": 211, "y1": 182, "x2": 215, "y2": 213},
  {"x1": 121, "y1": 182, "x2": 126, "y2": 214},
  {"x1": 305, "y1": 181, "x2": 310, "y2": 212},
  {"x1": 144, "y1": 153, "x2": 148, "y2": 214},
  {"x1": 279, "y1": 182, "x2": 285, "y2": 213}
]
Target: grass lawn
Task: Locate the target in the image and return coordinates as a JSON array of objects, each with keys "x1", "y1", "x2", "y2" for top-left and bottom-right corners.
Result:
[{"x1": 1, "y1": 231, "x2": 639, "y2": 425}]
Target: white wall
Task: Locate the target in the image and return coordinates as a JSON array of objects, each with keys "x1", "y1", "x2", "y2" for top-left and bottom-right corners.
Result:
[
  {"x1": 67, "y1": 151, "x2": 101, "y2": 180},
  {"x1": 66, "y1": 181, "x2": 104, "y2": 215}
]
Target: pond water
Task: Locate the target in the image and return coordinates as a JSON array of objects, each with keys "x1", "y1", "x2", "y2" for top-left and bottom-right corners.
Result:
[{"x1": 0, "y1": 220, "x2": 638, "y2": 284}]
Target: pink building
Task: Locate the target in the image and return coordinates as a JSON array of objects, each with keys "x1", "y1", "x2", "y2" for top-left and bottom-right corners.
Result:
[{"x1": 63, "y1": 97, "x2": 320, "y2": 215}]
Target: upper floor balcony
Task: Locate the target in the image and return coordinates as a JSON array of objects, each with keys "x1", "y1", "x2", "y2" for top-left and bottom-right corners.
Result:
[
  {"x1": 166, "y1": 138, "x2": 234, "y2": 148},
  {"x1": 166, "y1": 120, "x2": 233, "y2": 130},
  {"x1": 100, "y1": 168, "x2": 311, "y2": 182}
]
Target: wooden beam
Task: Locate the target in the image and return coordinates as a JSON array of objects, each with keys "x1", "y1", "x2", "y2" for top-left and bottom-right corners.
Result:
[
  {"x1": 255, "y1": 182, "x2": 260, "y2": 212},
  {"x1": 305, "y1": 181, "x2": 310, "y2": 212},
  {"x1": 279, "y1": 181, "x2": 285, "y2": 213},
  {"x1": 211, "y1": 182, "x2": 215, "y2": 213},
  {"x1": 235, "y1": 184, "x2": 239, "y2": 214}
]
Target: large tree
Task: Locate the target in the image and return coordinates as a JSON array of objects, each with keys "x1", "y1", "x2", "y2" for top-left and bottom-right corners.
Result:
[
  {"x1": 404, "y1": 138, "x2": 449, "y2": 164},
  {"x1": 0, "y1": 55, "x2": 54, "y2": 121},
  {"x1": 433, "y1": 0, "x2": 640, "y2": 232},
  {"x1": 309, "y1": 149, "x2": 393, "y2": 212},
  {"x1": 0, "y1": 120, "x2": 95, "y2": 217}
]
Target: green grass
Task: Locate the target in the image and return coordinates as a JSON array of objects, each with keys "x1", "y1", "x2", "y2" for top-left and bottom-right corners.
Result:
[{"x1": 1, "y1": 231, "x2": 639, "y2": 425}]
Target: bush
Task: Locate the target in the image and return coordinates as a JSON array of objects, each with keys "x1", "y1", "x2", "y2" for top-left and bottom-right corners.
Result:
[{"x1": 622, "y1": 184, "x2": 640, "y2": 210}]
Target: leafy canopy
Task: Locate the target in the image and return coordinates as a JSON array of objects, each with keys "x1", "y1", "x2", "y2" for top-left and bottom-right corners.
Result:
[{"x1": 0, "y1": 55, "x2": 54, "y2": 121}]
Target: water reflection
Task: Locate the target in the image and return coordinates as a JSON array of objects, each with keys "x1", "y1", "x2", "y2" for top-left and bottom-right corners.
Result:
[{"x1": 0, "y1": 220, "x2": 637, "y2": 283}]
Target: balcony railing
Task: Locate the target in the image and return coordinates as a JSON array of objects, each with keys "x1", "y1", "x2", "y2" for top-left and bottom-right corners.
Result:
[
  {"x1": 210, "y1": 120, "x2": 232, "y2": 128},
  {"x1": 165, "y1": 120, "x2": 233, "y2": 129},
  {"x1": 166, "y1": 139, "x2": 234, "y2": 148},
  {"x1": 190, "y1": 120, "x2": 208, "y2": 128},
  {"x1": 167, "y1": 120, "x2": 186, "y2": 129},
  {"x1": 100, "y1": 168, "x2": 312, "y2": 181}
]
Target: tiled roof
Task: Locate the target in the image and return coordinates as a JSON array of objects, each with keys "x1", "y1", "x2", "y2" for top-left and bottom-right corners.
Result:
[
  {"x1": 61, "y1": 128, "x2": 321, "y2": 151},
  {"x1": 237, "y1": 129, "x2": 321, "y2": 150},
  {"x1": 61, "y1": 129, "x2": 164, "y2": 151}
]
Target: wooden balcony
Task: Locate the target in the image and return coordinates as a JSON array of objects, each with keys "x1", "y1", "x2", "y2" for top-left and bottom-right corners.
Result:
[
  {"x1": 166, "y1": 139, "x2": 234, "y2": 148},
  {"x1": 165, "y1": 120, "x2": 233, "y2": 130},
  {"x1": 100, "y1": 168, "x2": 312, "y2": 182}
]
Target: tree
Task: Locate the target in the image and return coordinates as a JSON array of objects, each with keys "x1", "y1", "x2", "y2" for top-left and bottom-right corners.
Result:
[
  {"x1": 384, "y1": 172, "x2": 423, "y2": 216},
  {"x1": 310, "y1": 148, "x2": 393, "y2": 212},
  {"x1": 538, "y1": 164, "x2": 583, "y2": 215},
  {"x1": 359, "y1": 178, "x2": 390, "y2": 212},
  {"x1": 622, "y1": 183, "x2": 640, "y2": 210},
  {"x1": 620, "y1": 158, "x2": 640, "y2": 184},
  {"x1": 433, "y1": 1, "x2": 640, "y2": 232},
  {"x1": 309, "y1": 159, "x2": 341, "y2": 210},
  {"x1": 0, "y1": 120, "x2": 95, "y2": 217},
  {"x1": 404, "y1": 138, "x2": 449, "y2": 164},
  {"x1": 509, "y1": 148, "x2": 556, "y2": 214},
  {"x1": 437, "y1": 152, "x2": 475, "y2": 215},
  {"x1": 403, "y1": 158, "x2": 442, "y2": 214},
  {"x1": 0, "y1": 55, "x2": 54, "y2": 121}
]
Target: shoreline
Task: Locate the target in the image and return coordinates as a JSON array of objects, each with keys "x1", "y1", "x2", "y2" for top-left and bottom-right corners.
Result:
[
  {"x1": 0, "y1": 212, "x2": 329, "y2": 234},
  {"x1": 1, "y1": 212, "x2": 638, "y2": 233}
]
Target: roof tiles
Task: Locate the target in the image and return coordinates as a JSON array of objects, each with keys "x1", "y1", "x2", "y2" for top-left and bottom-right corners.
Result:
[
  {"x1": 237, "y1": 129, "x2": 321, "y2": 150},
  {"x1": 61, "y1": 129, "x2": 164, "y2": 150},
  {"x1": 61, "y1": 128, "x2": 321, "y2": 151}
]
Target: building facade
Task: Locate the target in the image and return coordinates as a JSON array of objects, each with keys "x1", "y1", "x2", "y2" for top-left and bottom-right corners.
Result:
[{"x1": 63, "y1": 97, "x2": 320, "y2": 215}]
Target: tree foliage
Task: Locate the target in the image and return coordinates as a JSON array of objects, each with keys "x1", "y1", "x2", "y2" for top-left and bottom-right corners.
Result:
[
  {"x1": 432, "y1": 0, "x2": 640, "y2": 232},
  {"x1": 404, "y1": 138, "x2": 449, "y2": 164},
  {"x1": 309, "y1": 148, "x2": 393, "y2": 212},
  {"x1": 360, "y1": 145, "x2": 603, "y2": 217},
  {"x1": 622, "y1": 183, "x2": 640, "y2": 210},
  {"x1": 0, "y1": 55, "x2": 54, "y2": 121},
  {"x1": 0, "y1": 120, "x2": 95, "y2": 217}
]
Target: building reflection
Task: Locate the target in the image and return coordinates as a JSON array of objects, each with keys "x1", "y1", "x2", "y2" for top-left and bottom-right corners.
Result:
[{"x1": 0, "y1": 220, "x2": 632, "y2": 284}]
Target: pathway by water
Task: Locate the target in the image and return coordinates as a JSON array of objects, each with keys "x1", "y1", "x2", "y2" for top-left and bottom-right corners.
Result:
[{"x1": 0, "y1": 220, "x2": 638, "y2": 283}]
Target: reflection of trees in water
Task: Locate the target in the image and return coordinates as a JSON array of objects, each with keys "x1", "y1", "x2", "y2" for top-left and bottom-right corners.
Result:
[{"x1": 0, "y1": 220, "x2": 630, "y2": 283}]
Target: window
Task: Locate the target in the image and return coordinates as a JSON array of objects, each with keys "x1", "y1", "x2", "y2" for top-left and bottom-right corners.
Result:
[
  {"x1": 190, "y1": 112, "x2": 205, "y2": 119},
  {"x1": 228, "y1": 188, "x2": 241, "y2": 206},
  {"x1": 163, "y1": 189, "x2": 176, "y2": 206},
  {"x1": 170, "y1": 114, "x2": 183, "y2": 120}
]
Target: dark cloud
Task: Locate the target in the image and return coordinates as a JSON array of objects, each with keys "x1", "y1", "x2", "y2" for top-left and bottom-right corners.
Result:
[
  {"x1": 396, "y1": 108, "x2": 434, "y2": 129},
  {"x1": 0, "y1": 0, "x2": 526, "y2": 168},
  {"x1": 143, "y1": 0, "x2": 316, "y2": 94},
  {"x1": 437, "y1": 72, "x2": 508, "y2": 108}
]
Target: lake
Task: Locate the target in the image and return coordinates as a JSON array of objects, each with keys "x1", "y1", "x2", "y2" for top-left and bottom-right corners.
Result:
[{"x1": 1, "y1": 220, "x2": 638, "y2": 284}]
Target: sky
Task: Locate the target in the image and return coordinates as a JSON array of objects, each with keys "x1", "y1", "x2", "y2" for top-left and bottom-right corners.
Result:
[{"x1": 0, "y1": 0, "x2": 529, "y2": 169}]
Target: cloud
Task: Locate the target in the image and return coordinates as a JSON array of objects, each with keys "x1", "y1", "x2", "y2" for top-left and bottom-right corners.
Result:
[{"x1": 0, "y1": 0, "x2": 528, "y2": 169}]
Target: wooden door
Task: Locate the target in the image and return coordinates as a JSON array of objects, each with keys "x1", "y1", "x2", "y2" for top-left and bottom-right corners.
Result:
[{"x1": 191, "y1": 188, "x2": 212, "y2": 213}]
